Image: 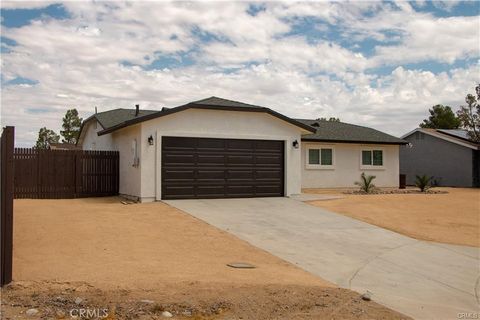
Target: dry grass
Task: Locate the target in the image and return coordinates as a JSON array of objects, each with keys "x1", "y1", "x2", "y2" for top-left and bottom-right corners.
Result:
[{"x1": 306, "y1": 187, "x2": 480, "y2": 247}]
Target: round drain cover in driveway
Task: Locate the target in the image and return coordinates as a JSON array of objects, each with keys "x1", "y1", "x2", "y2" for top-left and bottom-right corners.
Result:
[{"x1": 227, "y1": 262, "x2": 256, "y2": 269}]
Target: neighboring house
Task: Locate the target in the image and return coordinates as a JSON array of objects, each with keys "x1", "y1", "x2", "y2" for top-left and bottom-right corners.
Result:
[
  {"x1": 48, "y1": 143, "x2": 82, "y2": 150},
  {"x1": 400, "y1": 128, "x2": 480, "y2": 187},
  {"x1": 77, "y1": 97, "x2": 407, "y2": 201}
]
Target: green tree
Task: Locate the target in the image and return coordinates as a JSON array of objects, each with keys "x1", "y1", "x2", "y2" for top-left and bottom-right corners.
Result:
[
  {"x1": 35, "y1": 127, "x2": 60, "y2": 149},
  {"x1": 60, "y1": 108, "x2": 83, "y2": 144},
  {"x1": 457, "y1": 84, "x2": 480, "y2": 142},
  {"x1": 419, "y1": 104, "x2": 461, "y2": 129}
]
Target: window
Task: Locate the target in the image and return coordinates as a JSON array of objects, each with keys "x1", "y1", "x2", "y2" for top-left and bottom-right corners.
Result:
[
  {"x1": 309, "y1": 149, "x2": 320, "y2": 164},
  {"x1": 361, "y1": 149, "x2": 384, "y2": 168},
  {"x1": 307, "y1": 146, "x2": 334, "y2": 169},
  {"x1": 321, "y1": 148, "x2": 333, "y2": 165}
]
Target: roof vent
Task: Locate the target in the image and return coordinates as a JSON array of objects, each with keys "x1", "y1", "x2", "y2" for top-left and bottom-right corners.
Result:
[{"x1": 135, "y1": 104, "x2": 139, "y2": 117}]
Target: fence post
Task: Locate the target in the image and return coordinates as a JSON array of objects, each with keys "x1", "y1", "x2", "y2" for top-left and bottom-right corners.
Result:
[
  {"x1": 1, "y1": 126, "x2": 14, "y2": 286},
  {"x1": 75, "y1": 151, "x2": 82, "y2": 197}
]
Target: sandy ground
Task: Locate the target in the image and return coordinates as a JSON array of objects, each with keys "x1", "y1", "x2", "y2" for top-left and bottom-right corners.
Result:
[
  {"x1": 2, "y1": 197, "x2": 410, "y2": 319},
  {"x1": 306, "y1": 187, "x2": 480, "y2": 247}
]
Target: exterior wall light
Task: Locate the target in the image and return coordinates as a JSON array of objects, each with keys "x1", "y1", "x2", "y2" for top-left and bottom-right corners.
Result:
[
  {"x1": 292, "y1": 139, "x2": 299, "y2": 149},
  {"x1": 147, "y1": 135, "x2": 154, "y2": 146}
]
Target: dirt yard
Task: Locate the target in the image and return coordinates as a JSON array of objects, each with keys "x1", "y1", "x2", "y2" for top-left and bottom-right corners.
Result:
[
  {"x1": 306, "y1": 188, "x2": 480, "y2": 247},
  {"x1": 1, "y1": 198, "x2": 409, "y2": 319}
]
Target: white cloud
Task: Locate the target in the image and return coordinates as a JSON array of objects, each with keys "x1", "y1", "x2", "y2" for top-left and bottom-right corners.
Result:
[
  {"x1": 0, "y1": 1, "x2": 478, "y2": 147},
  {"x1": 372, "y1": 15, "x2": 479, "y2": 65}
]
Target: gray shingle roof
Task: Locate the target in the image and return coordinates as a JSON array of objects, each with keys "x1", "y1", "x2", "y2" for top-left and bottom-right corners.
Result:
[
  {"x1": 94, "y1": 108, "x2": 158, "y2": 129},
  {"x1": 191, "y1": 96, "x2": 264, "y2": 109},
  {"x1": 297, "y1": 119, "x2": 407, "y2": 145},
  {"x1": 88, "y1": 97, "x2": 315, "y2": 135}
]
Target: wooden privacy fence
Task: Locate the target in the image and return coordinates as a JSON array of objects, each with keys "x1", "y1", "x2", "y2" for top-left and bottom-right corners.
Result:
[
  {"x1": 1, "y1": 126, "x2": 14, "y2": 286},
  {"x1": 14, "y1": 149, "x2": 119, "y2": 199}
]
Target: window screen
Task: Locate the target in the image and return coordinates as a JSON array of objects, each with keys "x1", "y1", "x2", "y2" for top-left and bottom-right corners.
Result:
[
  {"x1": 372, "y1": 150, "x2": 383, "y2": 166},
  {"x1": 308, "y1": 149, "x2": 320, "y2": 164},
  {"x1": 362, "y1": 150, "x2": 372, "y2": 165},
  {"x1": 321, "y1": 149, "x2": 333, "y2": 165}
]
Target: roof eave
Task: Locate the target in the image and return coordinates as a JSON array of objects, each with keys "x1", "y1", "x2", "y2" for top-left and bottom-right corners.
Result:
[
  {"x1": 98, "y1": 103, "x2": 316, "y2": 136},
  {"x1": 402, "y1": 128, "x2": 479, "y2": 149},
  {"x1": 301, "y1": 137, "x2": 408, "y2": 145}
]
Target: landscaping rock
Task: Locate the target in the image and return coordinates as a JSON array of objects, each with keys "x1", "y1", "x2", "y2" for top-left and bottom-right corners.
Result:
[
  {"x1": 140, "y1": 299, "x2": 155, "y2": 304},
  {"x1": 161, "y1": 310, "x2": 173, "y2": 318},
  {"x1": 182, "y1": 309, "x2": 192, "y2": 316},
  {"x1": 26, "y1": 308, "x2": 39, "y2": 316},
  {"x1": 361, "y1": 291, "x2": 372, "y2": 301},
  {"x1": 56, "y1": 310, "x2": 66, "y2": 318},
  {"x1": 54, "y1": 296, "x2": 67, "y2": 303}
]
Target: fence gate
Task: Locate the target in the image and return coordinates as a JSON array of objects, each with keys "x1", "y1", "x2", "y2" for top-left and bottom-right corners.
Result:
[
  {"x1": 1, "y1": 126, "x2": 14, "y2": 286},
  {"x1": 14, "y1": 149, "x2": 119, "y2": 199}
]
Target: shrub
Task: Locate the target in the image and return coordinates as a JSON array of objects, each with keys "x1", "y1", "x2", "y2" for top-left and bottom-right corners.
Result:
[
  {"x1": 415, "y1": 174, "x2": 433, "y2": 192},
  {"x1": 354, "y1": 173, "x2": 377, "y2": 193}
]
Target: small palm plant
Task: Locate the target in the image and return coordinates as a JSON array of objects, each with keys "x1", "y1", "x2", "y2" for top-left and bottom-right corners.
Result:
[
  {"x1": 415, "y1": 174, "x2": 433, "y2": 192},
  {"x1": 354, "y1": 173, "x2": 377, "y2": 193}
]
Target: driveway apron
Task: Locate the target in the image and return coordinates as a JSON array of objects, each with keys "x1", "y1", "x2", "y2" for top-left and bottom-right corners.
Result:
[{"x1": 165, "y1": 197, "x2": 480, "y2": 320}]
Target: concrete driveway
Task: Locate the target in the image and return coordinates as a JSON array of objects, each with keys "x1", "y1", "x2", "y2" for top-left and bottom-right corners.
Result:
[{"x1": 165, "y1": 197, "x2": 480, "y2": 320}]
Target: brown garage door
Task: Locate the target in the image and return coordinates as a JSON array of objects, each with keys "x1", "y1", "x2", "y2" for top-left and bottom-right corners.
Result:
[{"x1": 162, "y1": 136, "x2": 284, "y2": 199}]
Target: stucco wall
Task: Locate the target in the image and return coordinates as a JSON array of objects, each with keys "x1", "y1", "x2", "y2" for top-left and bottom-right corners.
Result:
[
  {"x1": 400, "y1": 132, "x2": 473, "y2": 187},
  {"x1": 301, "y1": 142, "x2": 400, "y2": 188},
  {"x1": 80, "y1": 120, "x2": 115, "y2": 151},
  {"x1": 111, "y1": 125, "x2": 142, "y2": 198},
  {"x1": 140, "y1": 108, "x2": 304, "y2": 201}
]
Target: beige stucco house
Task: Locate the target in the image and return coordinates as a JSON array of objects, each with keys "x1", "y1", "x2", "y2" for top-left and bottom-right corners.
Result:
[{"x1": 77, "y1": 97, "x2": 407, "y2": 201}]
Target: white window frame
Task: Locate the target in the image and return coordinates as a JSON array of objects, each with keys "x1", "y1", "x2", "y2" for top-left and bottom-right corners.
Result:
[
  {"x1": 306, "y1": 145, "x2": 335, "y2": 170},
  {"x1": 360, "y1": 147, "x2": 385, "y2": 170}
]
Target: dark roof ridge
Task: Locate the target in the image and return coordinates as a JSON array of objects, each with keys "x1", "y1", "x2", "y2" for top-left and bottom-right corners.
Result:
[
  {"x1": 296, "y1": 118, "x2": 383, "y2": 131},
  {"x1": 95, "y1": 97, "x2": 315, "y2": 135},
  {"x1": 191, "y1": 96, "x2": 266, "y2": 109}
]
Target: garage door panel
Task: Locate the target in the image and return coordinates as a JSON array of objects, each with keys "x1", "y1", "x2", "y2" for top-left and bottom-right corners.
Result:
[
  {"x1": 256, "y1": 170, "x2": 282, "y2": 179},
  {"x1": 197, "y1": 154, "x2": 225, "y2": 165},
  {"x1": 256, "y1": 155, "x2": 282, "y2": 165},
  {"x1": 197, "y1": 170, "x2": 225, "y2": 180},
  {"x1": 227, "y1": 155, "x2": 254, "y2": 165},
  {"x1": 255, "y1": 140, "x2": 284, "y2": 152},
  {"x1": 227, "y1": 140, "x2": 254, "y2": 152},
  {"x1": 228, "y1": 170, "x2": 254, "y2": 180},
  {"x1": 162, "y1": 136, "x2": 284, "y2": 199},
  {"x1": 197, "y1": 185, "x2": 225, "y2": 197},
  {"x1": 163, "y1": 154, "x2": 195, "y2": 166},
  {"x1": 197, "y1": 139, "x2": 225, "y2": 150},
  {"x1": 226, "y1": 185, "x2": 255, "y2": 195},
  {"x1": 163, "y1": 186, "x2": 195, "y2": 198},
  {"x1": 163, "y1": 137, "x2": 196, "y2": 150},
  {"x1": 256, "y1": 185, "x2": 283, "y2": 195},
  {"x1": 163, "y1": 169, "x2": 195, "y2": 181}
]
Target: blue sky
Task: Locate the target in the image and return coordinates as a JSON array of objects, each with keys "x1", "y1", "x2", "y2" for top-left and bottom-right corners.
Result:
[{"x1": 1, "y1": 1, "x2": 479, "y2": 146}]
